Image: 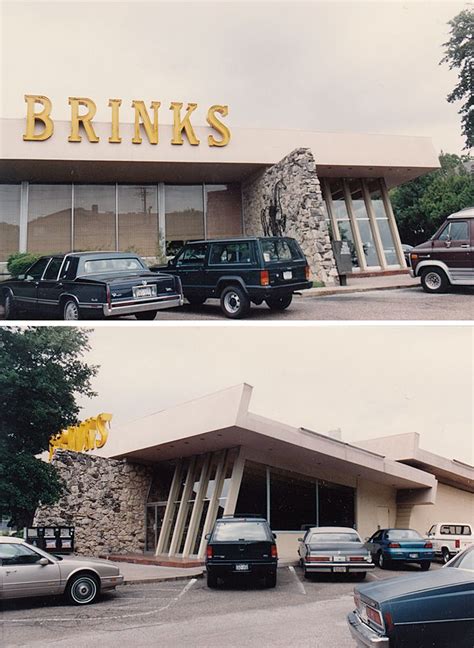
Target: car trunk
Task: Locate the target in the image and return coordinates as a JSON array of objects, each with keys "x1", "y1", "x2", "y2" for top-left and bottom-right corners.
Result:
[
  {"x1": 264, "y1": 260, "x2": 308, "y2": 286},
  {"x1": 212, "y1": 541, "x2": 272, "y2": 560},
  {"x1": 82, "y1": 272, "x2": 178, "y2": 305}
]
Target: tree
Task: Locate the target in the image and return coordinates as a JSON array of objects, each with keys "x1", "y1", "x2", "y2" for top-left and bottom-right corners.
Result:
[
  {"x1": 391, "y1": 153, "x2": 474, "y2": 245},
  {"x1": 440, "y1": 8, "x2": 474, "y2": 150},
  {"x1": 0, "y1": 327, "x2": 98, "y2": 528}
]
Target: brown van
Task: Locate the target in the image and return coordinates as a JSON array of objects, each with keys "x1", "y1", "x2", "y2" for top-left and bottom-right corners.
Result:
[{"x1": 410, "y1": 207, "x2": 474, "y2": 293}]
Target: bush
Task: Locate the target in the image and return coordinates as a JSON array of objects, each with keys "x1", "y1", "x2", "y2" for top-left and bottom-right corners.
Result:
[{"x1": 6, "y1": 253, "x2": 41, "y2": 277}]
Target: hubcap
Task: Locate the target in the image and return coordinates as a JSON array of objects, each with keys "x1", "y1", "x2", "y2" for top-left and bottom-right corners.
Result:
[
  {"x1": 425, "y1": 272, "x2": 441, "y2": 290},
  {"x1": 64, "y1": 301, "x2": 79, "y2": 320},
  {"x1": 72, "y1": 577, "x2": 96, "y2": 603},
  {"x1": 224, "y1": 291, "x2": 240, "y2": 314}
]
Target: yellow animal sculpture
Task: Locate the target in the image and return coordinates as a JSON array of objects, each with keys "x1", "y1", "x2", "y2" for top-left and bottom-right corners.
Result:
[{"x1": 48, "y1": 413, "x2": 112, "y2": 461}]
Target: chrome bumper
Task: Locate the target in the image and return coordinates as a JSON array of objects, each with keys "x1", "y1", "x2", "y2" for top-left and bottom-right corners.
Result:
[
  {"x1": 347, "y1": 612, "x2": 389, "y2": 647},
  {"x1": 100, "y1": 574, "x2": 124, "y2": 589},
  {"x1": 103, "y1": 295, "x2": 184, "y2": 317},
  {"x1": 304, "y1": 562, "x2": 374, "y2": 572}
]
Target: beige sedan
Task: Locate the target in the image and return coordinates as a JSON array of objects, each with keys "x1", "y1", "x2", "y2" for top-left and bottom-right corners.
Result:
[{"x1": 0, "y1": 536, "x2": 123, "y2": 605}]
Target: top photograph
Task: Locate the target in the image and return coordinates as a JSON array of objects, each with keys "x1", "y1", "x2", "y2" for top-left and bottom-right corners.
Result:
[{"x1": 0, "y1": 0, "x2": 472, "y2": 321}]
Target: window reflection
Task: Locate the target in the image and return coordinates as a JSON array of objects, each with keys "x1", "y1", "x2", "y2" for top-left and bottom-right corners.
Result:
[
  {"x1": 165, "y1": 185, "x2": 204, "y2": 256},
  {"x1": 118, "y1": 186, "x2": 158, "y2": 256},
  {"x1": 205, "y1": 184, "x2": 242, "y2": 238},
  {"x1": 0, "y1": 185, "x2": 21, "y2": 261},
  {"x1": 328, "y1": 180, "x2": 359, "y2": 269},
  {"x1": 74, "y1": 185, "x2": 116, "y2": 251},
  {"x1": 349, "y1": 179, "x2": 380, "y2": 267},
  {"x1": 27, "y1": 185, "x2": 72, "y2": 254}
]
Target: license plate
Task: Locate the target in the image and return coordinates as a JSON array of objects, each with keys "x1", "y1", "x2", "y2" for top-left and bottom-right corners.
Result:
[
  {"x1": 334, "y1": 555, "x2": 345, "y2": 562},
  {"x1": 333, "y1": 566, "x2": 347, "y2": 572},
  {"x1": 283, "y1": 271, "x2": 293, "y2": 280},
  {"x1": 409, "y1": 553, "x2": 418, "y2": 558},
  {"x1": 133, "y1": 285, "x2": 154, "y2": 299},
  {"x1": 235, "y1": 564, "x2": 249, "y2": 571}
]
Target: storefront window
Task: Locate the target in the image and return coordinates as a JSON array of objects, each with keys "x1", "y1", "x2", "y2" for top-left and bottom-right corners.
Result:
[
  {"x1": 27, "y1": 185, "x2": 72, "y2": 254},
  {"x1": 270, "y1": 469, "x2": 317, "y2": 531},
  {"x1": 74, "y1": 185, "x2": 116, "y2": 251},
  {"x1": 118, "y1": 185, "x2": 158, "y2": 256},
  {"x1": 349, "y1": 179, "x2": 380, "y2": 267},
  {"x1": 318, "y1": 482, "x2": 355, "y2": 528},
  {"x1": 205, "y1": 184, "x2": 242, "y2": 238},
  {"x1": 235, "y1": 462, "x2": 267, "y2": 518},
  {"x1": 165, "y1": 185, "x2": 204, "y2": 256},
  {"x1": 0, "y1": 185, "x2": 21, "y2": 262},
  {"x1": 329, "y1": 180, "x2": 359, "y2": 269}
]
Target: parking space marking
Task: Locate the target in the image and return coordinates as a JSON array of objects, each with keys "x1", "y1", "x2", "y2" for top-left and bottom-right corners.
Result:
[
  {"x1": 366, "y1": 572, "x2": 381, "y2": 580},
  {"x1": 288, "y1": 566, "x2": 306, "y2": 595},
  {"x1": 2, "y1": 578, "x2": 198, "y2": 625}
]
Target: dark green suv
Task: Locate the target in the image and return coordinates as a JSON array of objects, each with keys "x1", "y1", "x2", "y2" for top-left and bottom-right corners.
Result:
[{"x1": 151, "y1": 236, "x2": 312, "y2": 318}]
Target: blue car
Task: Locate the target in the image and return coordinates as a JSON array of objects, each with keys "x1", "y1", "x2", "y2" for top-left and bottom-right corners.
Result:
[
  {"x1": 348, "y1": 545, "x2": 474, "y2": 647},
  {"x1": 365, "y1": 528, "x2": 434, "y2": 570}
]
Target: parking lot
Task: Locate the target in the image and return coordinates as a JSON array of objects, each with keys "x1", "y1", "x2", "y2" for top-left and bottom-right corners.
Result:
[{"x1": 1, "y1": 562, "x2": 442, "y2": 648}]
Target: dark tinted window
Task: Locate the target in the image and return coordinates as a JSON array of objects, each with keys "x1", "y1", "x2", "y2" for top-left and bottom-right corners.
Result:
[
  {"x1": 25, "y1": 257, "x2": 50, "y2": 280},
  {"x1": 209, "y1": 242, "x2": 254, "y2": 265},
  {"x1": 386, "y1": 529, "x2": 422, "y2": 541},
  {"x1": 0, "y1": 543, "x2": 42, "y2": 566},
  {"x1": 212, "y1": 521, "x2": 269, "y2": 541},
  {"x1": 260, "y1": 239, "x2": 303, "y2": 263},
  {"x1": 176, "y1": 244, "x2": 208, "y2": 265},
  {"x1": 43, "y1": 257, "x2": 63, "y2": 280}
]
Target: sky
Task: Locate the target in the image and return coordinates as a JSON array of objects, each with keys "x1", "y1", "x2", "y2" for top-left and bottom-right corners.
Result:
[
  {"x1": 74, "y1": 324, "x2": 474, "y2": 465},
  {"x1": 0, "y1": 0, "x2": 469, "y2": 153}
]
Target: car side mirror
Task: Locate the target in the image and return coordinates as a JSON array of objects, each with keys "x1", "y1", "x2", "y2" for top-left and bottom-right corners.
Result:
[
  {"x1": 168, "y1": 258, "x2": 176, "y2": 267},
  {"x1": 38, "y1": 557, "x2": 49, "y2": 566},
  {"x1": 17, "y1": 274, "x2": 25, "y2": 280},
  {"x1": 272, "y1": 533, "x2": 277, "y2": 540},
  {"x1": 205, "y1": 533, "x2": 211, "y2": 540},
  {"x1": 297, "y1": 538, "x2": 303, "y2": 542}
]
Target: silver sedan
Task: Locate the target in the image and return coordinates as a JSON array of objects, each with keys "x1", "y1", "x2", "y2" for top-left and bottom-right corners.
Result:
[{"x1": 0, "y1": 536, "x2": 124, "y2": 605}]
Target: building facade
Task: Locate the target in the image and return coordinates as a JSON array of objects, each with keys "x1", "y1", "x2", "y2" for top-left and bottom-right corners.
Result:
[
  {"x1": 34, "y1": 385, "x2": 473, "y2": 561},
  {"x1": 0, "y1": 107, "x2": 440, "y2": 282}
]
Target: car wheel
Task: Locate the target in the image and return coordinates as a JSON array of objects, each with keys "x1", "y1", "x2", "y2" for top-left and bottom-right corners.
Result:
[
  {"x1": 63, "y1": 299, "x2": 81, "y2": 321},
  {"x1": 65, "y1": 573, "x2": 99, "y2": 605},
  {"x1": 441, "y1": 548, "x2": 451, "y2": 564},
  {"x1": 207, "y1": 571, "x2": 218, "y2": 589},
  {"x1": 135, "y1": 311, "x2": 158, "y2": 321},
  {"x1": 377, "y1": 551, "x2": 389, "y2": 570},
  {"x1": 220, "y1": 285, "x2": 250, "y2": 319},
  {"x1": 420, "y1": 561, "x2": 431, "y2": 571},
  {"x1": 3, "y1": 292, "x2": 16, "y2": 320},
  {"x1": 265, "y1": 572, "x2": 277, "y2": 588},
  {"x1": 186, "y1": 296, "x2": 207, "y2": 306},
  {"x1": 265, "y1": 294, "x2": 293, "y2": 311},
  {"x1": 421, "y1": 268, "x2": 448, "y2": 293}
]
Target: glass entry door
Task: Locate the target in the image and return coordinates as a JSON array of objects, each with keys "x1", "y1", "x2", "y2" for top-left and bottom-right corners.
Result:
[{"x1": 145, "y1": 503, "x2": 166, "y2": 553}]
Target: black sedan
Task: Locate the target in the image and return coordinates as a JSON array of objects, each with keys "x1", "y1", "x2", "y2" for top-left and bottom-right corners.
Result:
[
  {"x1": 347, "y1": 545, "x2": 474, "y2": 647},
  {"x1": 1, "y1": 252, "x2": 184, "y2": 320}
]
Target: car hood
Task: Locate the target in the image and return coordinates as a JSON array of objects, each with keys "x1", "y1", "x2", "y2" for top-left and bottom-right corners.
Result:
[
  {"x1": 55, "y1": 555, "x2": 121, "y2": 573},
  {"x1": 356, "y1": 567, "x2": 473, "y2": 603},
  {"x1": 412, "y1": 240, "x2": 433, "y2": 252}
]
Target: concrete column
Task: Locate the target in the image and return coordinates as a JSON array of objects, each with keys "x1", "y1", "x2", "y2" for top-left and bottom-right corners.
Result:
[
  {"x1": 380, "y1": 178, "x2": 407, "y2": 268},
  {"x1": 342, "y1": 179, "x2": 367, "y2": 271},
  {"x1": 168, "y1": 456, "x2": 197, "y2": 556},
  {"x1": 197, "y1": 450, "x2": 229, "y2": 558},
  {"x1": 361, "y1": 179, "x2": 387, "y2": 270},
  {"x1": 182, "y1": 453, "x2": 212, "y2": 557},
  {"x1": 223, "y1": 447, "x2": 246, "y2": 515},
  {"x1": 155, "y1": 460, "x2": 183, "y2": 556}
]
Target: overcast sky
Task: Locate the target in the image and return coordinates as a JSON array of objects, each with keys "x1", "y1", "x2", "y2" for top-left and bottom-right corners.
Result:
[
  {"x1": 0, "y1": 0, "x2": 469, "y2": 153},
  {"x1": 74, "y1": 325, "x2": 474, "y2": 465}
]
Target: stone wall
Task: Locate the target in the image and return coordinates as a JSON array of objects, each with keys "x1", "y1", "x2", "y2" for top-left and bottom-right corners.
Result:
[
  {"x1": 242, "y1": 148, "x2": 337, "y2": 285},
  {"x1": 34, "y1": 450, "x2": 152, "y2": 556}
]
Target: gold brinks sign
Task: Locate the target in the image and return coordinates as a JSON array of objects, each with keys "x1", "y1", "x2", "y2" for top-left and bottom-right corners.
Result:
[
  {"x1": 23, "y1": 95, "x2": 231, "y2": 147},
  {"x1": 48, "y1": 413, "x2": 112, "y2": 461}
]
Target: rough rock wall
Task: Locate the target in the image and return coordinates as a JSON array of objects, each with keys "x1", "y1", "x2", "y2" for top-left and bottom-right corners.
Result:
[
  {"x1": 33, "y1": 450, "x2": 152, "y2": 556},
  {"x1": 242, "y1": 148, "x2": 337, "y2": 284}
]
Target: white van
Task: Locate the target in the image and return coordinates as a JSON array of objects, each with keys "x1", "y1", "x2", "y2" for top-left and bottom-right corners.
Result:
[{"x1": 427, "y1": 522, "x2": 474, "y2": 563}]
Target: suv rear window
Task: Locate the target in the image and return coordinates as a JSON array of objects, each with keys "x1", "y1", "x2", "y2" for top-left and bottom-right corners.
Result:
[
  {"x1": 209, "y1": 242, "x2": 254, "y2": 265},
  {"x1": 260, "y1": 239, "x2": 303, "y2": 263},
  {"x1": 212, "y1": 521, "x2": 269, "y2": 541}
]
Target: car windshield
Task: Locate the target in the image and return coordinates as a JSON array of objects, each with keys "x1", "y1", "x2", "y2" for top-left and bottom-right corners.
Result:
[
  {"x1": 260, "y1": 239, "x2": 303, "y2": 263},
  {"x1": 82, "y1": 257, "x2": 145, "y2": 274},
  {"x1": 447, "y1": 548, "x2": 474, "y2": 571},
  {"x1": 212, "y1": 521, "x2": 268, "y2": 541},
  {"x1": 309, "y1": 533, "x2": 360, "y2": 543},
  {"x1": 386, "y1": 530, "x2": 422, "y2": 541}
]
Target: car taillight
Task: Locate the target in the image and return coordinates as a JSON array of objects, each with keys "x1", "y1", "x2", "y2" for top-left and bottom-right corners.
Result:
[
  {"x1": 306, "y1": 556, "x2": 330, "y2": 562},
  {"x1": 366, "y1": 606, "x2": 384, "y2": 628},
  {"x1": 455, "y1": 539, "x2": 460, "y2": 549},
  {"x1": 349, "y1": 556, "x2": 367, "y2": 562},
  {"x1": 260, "y1": 270, "x2": 270, "y2": 286},
  {"x1": 388, "y1": 543, "x2": 400, "y2": 548},
  {"x1": 271, "y1": 544, "x2": 278, "y2": 559},
  {"x1": 383, "y1": 610, "x2": 394, "y2": 633},
  {"x1": 424, "y1": 542, "x2": 433, "y2": 549},
  {"x1": 305, "y1": 265, "x2": 311, "y2": 280},
  {"x1": 206, "y1": 545, "x2": 213, "y2": 559}
]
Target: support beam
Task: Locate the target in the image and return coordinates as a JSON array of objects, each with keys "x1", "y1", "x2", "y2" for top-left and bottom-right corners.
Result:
[
  {"x1": 320, "y1": 178, "x2": 340, "y2": 241},
  {"x1": 155, "y1": 460, "x2": 183, "y2": 555},
  {"x1": 342, "y1": 179, "x2": 367, "y2": 271},
  {"x1": 182, "y1": 453, "x2": 212, "y2": 557},
  {"x1": 361, "y1": 179, "x2": 387, "y2": 270},
  {"x1": 168, "y1": 457, "x2": 196, "y2": 556},
  {"x1": 380, "y1": 178, "x2": 407, "y2": 268},
  {"x1": 224, "y1": 447, "x2": 246, "y2": 515},
  {"x1": 198, "y1": 450, "x2": 228, "y2": 558}
]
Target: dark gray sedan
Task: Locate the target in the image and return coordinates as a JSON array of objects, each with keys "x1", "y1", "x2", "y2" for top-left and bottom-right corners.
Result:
[{"x1": 298, "y1": 526, "x2": 374, "y2": 580}]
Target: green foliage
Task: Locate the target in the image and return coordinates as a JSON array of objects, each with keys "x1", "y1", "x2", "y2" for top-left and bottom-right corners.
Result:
[
  {"x1": 0, "y1": 328, "x2": 98, "y2": 527},
  {"x1": 391, "y1": 153, "x2": 474, "y2": 245},
  {"x1": 440, "y1": 8, "x2": 474, "y2": 150},
  {"x1": 7, "y1": 253, "x2": 41, "y2": 277}
]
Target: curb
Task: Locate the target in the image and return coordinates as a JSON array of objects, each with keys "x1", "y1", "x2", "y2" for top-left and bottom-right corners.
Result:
[
  {"x1": 123, "y1": 572, "x2": 205, "y2": 585},
  {"x1": 302, "y1": 282, "x2": 419, "y2": 298}
]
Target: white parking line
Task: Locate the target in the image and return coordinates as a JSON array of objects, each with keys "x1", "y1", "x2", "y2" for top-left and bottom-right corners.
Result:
[
  {"x1": 3, "y1": 578, "x2": 198, "y2": 624},
  {"x1": 288, "y1": 566, "x2": 306, "y2": 595},
  {"x1": 366, "y1": 572, "x2": 381, "y2": 580}
]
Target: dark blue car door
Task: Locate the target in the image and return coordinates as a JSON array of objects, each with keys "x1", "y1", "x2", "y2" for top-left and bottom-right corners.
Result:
[
  {"x1": 14, "y1": 257, "x2": 51, "y2": 312},
  {"x1": 36, "y1": 257, "x2": 66, "y2": 315}
]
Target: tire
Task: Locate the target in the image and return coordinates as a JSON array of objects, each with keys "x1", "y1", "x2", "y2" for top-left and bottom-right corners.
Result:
[
  {"x1": 186, "y1": 296, "x2": 207, "y2": 306},
  {"x1": 420, "y1": 561, "x2": 431, "y2": 571},
  {"x1": 441, "y1": 548, "x2": 451, "y2": 564},
  {"x1": 207, "y1": 571, "x2": 218, "y2": 589},
  {"x1": 63, "y1": 299, "x2": 81, "y2": 321},
  {"x1": 135, "y1": 311, "x2": 158, "y2": 321},
  {"x1": 265, "y1": 571, "x2": 277, "y2": 588},
  {"x1": 265, "y1": 294, "x2": 293, "y2": 311},
  {"x1": 3, "y1": 292, "x2": 16, "y2": 320},
  {"x1": 420, "y1": 268, "x2": 449, "y2": 293},
  {"x1": 65, "y1": 573, "x2": 99, "y2": 605},
  {"x1": 220, "y1": 285, "x2": 250, "y2": 319},
  {"x1": 377, "y1": 551, "x2": 390, "y2": 570}
]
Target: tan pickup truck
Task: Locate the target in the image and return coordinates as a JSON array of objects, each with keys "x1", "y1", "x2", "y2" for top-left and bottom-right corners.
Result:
[{"x1": 427, "y1": 522, "x2": 474, "y2": 563}]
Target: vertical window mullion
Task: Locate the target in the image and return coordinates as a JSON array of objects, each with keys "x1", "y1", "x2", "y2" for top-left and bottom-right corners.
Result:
[
  {"x1": 19, "y1": 181, "x2": 29, "y2": 253},
  {"x1": 266, "y1": 467, "x2": 271, "y2": 525},
  {"x1": 315, "y1": 480, "x2": 319, "y2": 527},
  {"x1": 203, "y1": 183, "x2": 207, "y2": 240},
  {"x1": 361, "y1": 179, "x2": 386, "y2": 270},
  {"x1": 115, "y1": 183, "x2": 119, "y2": 251},
  {"x1": 71, "y1": 183, "x2": 75, "y2": 251},
  {"x1": 342, "y1": 179, "x2": 367, "y2": 271}
]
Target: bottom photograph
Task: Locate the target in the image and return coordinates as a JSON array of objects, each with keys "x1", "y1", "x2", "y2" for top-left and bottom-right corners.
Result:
[{"x1": 0, "y1": 325, "x2": 473, "y2": 648}]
